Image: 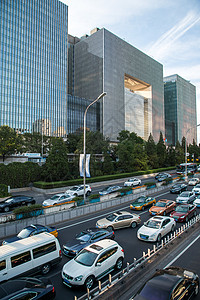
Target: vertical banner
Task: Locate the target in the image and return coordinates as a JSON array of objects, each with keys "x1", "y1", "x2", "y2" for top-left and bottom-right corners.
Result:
[
  {"x1": 85, "y1": 154, "x2": 91, "y2": 178},
  {"x1": 79, "y1": 154, "x2": 84, "y2": 177},
  {"x1": 79, "y1": 154, "x2": 91, "y2": 177}
]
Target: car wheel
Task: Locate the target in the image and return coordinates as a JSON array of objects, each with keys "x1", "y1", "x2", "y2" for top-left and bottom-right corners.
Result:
[
  {"x1": 74, "y1": 193, "x2": 78, "y2": 197},
  {"x1": 185, "y1": 216, "x2": 188, "y2": 222},
  {"x1": 142, "y1": 206, "x2": 145, "y2": 211},
  {"x1": 107, "y1": 226, "x2": 114, "y2": 231},
  {"x1": 85, "y1": 275, "x2": 95, "y2": 289},
  {"x1": 4, "y1": 206, "x2": 9, "y2": 213},
  {"x1": 41, "y1": 263, "x2": 51, "y2": 275},
  {"x1": 27, "y1": 203, "x2": 32, "y2": 206},
  {"x1": 194, "y1": 283, "x2": 199, "y2": 296},
  {"x1": 131, "y1": 221, "x2": 137, "y2": 228},
  {"x1": 115, "y1": 257, "x2": 123, "y2": 270},
  {"x1": 86, "y1": 191, "x2": 91, "y2": 196},
  {"x1": 194, "y1": 211, "x2": 197, "y2": 217},
  {"x1": 171, "y1": 225, "x2": 175, "y2": 232},
  {"x1": 163, "y1": 211, "x2": 166, "y2": 216},
  {"x1": 157, "y1": 234, "x2": 161, "y2": 242}
]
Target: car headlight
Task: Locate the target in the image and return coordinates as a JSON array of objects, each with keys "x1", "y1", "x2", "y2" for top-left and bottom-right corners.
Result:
[{"x1": 74, "y1": 275, "x2": 83, "y2": 282}]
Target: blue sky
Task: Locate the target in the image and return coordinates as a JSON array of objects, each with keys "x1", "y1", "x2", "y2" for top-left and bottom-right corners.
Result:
[{"x1": 62, "y1": 0, "x2": 200, "y2": 143}]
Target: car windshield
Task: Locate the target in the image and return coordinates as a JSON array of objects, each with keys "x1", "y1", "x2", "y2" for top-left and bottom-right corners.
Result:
[
  {"x1": 17, "y1": 228, "x2": 33, "y2": 238},
  {"x1": 180, "y1": 192, "x2": 189, "y2": 197},
  {"x1": 128, "y1": 179, "x2": 135, "y2": 182},
  {"x1": 106, "y1": 214, "x2": 117, "y2": 221},
  {"x1": 172, "y1": 184, "x2": 181, "y2": 188},
  {"x1": 175, "y1": 206, "x2": 188, "y2": 213},
  {"x1": 155, "y1": 202, "x2": 166, "y2": 207},
  {"x1": 75, "y1": 249, "x2": 98, "y2": 266},
  {"x1": 139, "y1": 282, "x2": 169, "y2": 300},
  {"x1": 5, "y1": 198, "x2": 14, "y2": 203},
  {"x1": 76, "y1": 232, "x2": 91, "y2": 242},
  {"x1": 69, "y1": 187, "x2": 78, "y2": 191},
  {"x1": 102, "y1": 187, "x2": 111, "y2": 192},
  {"x1": 145, "y1": 220, "x2": 161, "y2": 229},
  {"x1": 136, "y1": 196, "x2": 146, "y2": 203},
  {"x1": 50, "y1": 195, "x2": 60, "y2": 200}
]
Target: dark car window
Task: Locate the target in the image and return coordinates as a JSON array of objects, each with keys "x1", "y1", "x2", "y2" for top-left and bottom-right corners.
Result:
[
  {"x1": 138, "y1": 283, "x2": 169, "y2": 300},
  {"x1": 10, "y1": 291, "x2": 38, "y2": 300},
  {"x1": 123, "y1": 215, "x2": 133, "y2": 220},
  {"x1": 162, "y1": 219, "x2": 170, "y2": 226},
  {"x1": 91, "y1": 232, "x2": 106, "y2": 241},
  {"x1": 97, "y1": 247, "x2": 118, "y2": 264},
  {"x1": 117, "y1": 216, "x2": 124, "y2": 221},
  {"x1": 0, "y1": 260, "x2": 6, "y2": 271}
]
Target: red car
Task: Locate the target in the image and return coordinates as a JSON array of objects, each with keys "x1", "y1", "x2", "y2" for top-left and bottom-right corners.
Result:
[{"x1": 170, "y1": 204, "x2": 197, "y2": 222}]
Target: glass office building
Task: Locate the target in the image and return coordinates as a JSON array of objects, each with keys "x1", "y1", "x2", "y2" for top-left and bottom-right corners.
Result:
[
  {"x1": 0, "y1": 0, "x2": 68, "y2": 136},
  {"x1": 73, "y1": 28, "x2": 164, "y2": 142},
  {"x1": 164, "y1": 74, "x2": 197, "y2": 145}
]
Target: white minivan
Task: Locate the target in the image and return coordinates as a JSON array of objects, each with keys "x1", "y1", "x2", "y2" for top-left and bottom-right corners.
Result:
[{"x1": 0, "y1": 232, "x2": 62, "y2": 282}]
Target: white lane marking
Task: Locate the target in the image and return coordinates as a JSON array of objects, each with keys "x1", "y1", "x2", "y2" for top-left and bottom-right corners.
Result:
[
  {"x1": 164, "y1": 234, "x2": 200, "y2": 269},
  {"x1": 57, "y1": 191, "x2": 169, "y2": 231}
]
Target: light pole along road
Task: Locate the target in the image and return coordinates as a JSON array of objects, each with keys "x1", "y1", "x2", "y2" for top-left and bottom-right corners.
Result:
[
  {"x1": 185, "y1": 123, "x2": 200, "y2": 181},
  {"x1": 83, "y1": 92, "x2": 107, "y2": 201}
]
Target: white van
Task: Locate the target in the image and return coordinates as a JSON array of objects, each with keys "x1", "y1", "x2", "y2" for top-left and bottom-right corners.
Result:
[{"x1": 0, "y1": 232, "x2": 62, "y2": 282}]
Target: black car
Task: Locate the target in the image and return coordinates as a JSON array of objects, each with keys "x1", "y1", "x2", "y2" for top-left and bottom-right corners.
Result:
[
  {"x1": 170, "y1": 183, "x2": 187, "y2": 194},
  {"x1": 132, "y1": 266, "x2": 199, "y2": 300},
  {"x1": 2, "y1": 224, "x2": 58, "y2": 244},
  {"x1": 0, "y1": 195, "x2": 35, "y2": 213},
  {"x1": 62, "y1": 228, "x2": 115, "y2": 257},
  {"x1": 0, "y1": 277, "x2": 56, "y2": 300}
]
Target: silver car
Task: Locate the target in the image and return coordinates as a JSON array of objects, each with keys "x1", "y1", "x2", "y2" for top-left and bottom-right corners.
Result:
[{"x1": 176, "y1": 191, "x2": 196, "y2": 204}]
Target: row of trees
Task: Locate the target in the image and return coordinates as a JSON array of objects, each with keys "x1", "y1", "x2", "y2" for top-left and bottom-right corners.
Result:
[{"x1": 0, "y1": 125, "x2": 200, "y2": 183}]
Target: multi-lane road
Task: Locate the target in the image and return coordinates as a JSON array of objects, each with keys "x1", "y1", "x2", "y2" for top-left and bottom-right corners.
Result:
[{"x1": 26, "y1": 183, "x2": 199, "y2": 300}]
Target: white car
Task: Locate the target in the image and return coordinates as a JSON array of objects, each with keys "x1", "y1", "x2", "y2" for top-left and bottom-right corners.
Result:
[
  {"x1": 42, "y1": 193, "x2": 75, "y2": 206},
  {"x1": 124, "y1": 178, "x2": 141, "y2": 187},
  {"x1": 137, "y1": 216, "x2": 176, "y2": 242},
  {"x1": 188, "y1": 178, "x2": 199, "y2": 186},
  {"x1": 62, "y1": 239, "x2": 124, "y2": 289},
  {"x1": 192, "y1": 184, "x2": 200, "y2": 195},
  {"x1": 176, "y1": 191, "x2": 196, "y2": 204},
  {"x1": 65, "y1": 185, "x2": 91, "y2": 197},
  {"x1": 194, "y1": 196, "x2": 200, "y2": 208}
]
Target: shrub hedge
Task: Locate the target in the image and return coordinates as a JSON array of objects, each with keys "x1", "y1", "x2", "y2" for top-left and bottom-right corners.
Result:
[
  {"x1": 0, "y1": 184, "x2": 9, "y2": 198},
  {"x1": 34, "y1": 166, "x2": 175, "y2": 189}
]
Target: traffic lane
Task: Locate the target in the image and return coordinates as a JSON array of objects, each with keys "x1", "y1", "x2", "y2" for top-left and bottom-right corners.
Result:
[
  {"x1": 51, "y1": 192, "x2": 200, "y2": 299},
  {"x1": 164, "y1": 234, "x2": 200, "y2": 278}
]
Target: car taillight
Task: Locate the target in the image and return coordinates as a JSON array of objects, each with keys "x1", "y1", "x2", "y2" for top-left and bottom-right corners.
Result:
[
  {"x1": 59, "y1": 250, "x2": 62, "y2": 257},
  {"x1": 52, "y1": 287, "x2": 55, "y2": 293},
  {"x1": 121, "y1": 249, "x2": 124, "y2": 253}
]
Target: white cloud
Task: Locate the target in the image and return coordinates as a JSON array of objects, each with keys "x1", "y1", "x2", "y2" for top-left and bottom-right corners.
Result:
[{"x1": 146, "y1": 11, "x2": 200, "y2": 61}]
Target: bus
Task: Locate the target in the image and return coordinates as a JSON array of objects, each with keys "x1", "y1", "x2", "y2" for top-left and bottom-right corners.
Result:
[{"x1": 176, "y1": 163, "x2": 197, "y2": 174}]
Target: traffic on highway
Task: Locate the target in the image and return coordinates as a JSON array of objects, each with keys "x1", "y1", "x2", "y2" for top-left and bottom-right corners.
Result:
[{"x1": 1, "y1": 172, "x2": 200, "y2": 299}]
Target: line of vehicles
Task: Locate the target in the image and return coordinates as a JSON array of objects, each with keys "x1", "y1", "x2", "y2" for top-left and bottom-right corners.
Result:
[{"x1": 0, "y1": 171, "x2": 200, "y2": 298}]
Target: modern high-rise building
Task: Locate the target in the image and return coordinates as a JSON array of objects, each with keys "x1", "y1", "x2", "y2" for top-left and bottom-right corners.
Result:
[
  {"x1": 0, "y1": 0, "x2": 68, "y2": 136},
  {"x1": 69, "y1": 28, "x2": 164, "y2": 142},
  {"x1": 164, "y1": 74, "x2": 197, "y2": 145}
]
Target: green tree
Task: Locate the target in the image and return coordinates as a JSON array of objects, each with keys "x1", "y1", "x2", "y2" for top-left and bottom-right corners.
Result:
[
  {"x1": 145, "y1": 133, "x2": 159, "y2": 169},
  {"x1": 175, "y1": 140, "x2": 184, "y2": 164},
  {"x1": 0, "y1": 125, "x2": 22, "y2": 161},
  {"x1": 166, "y1": 145, "x2": 176, "y2": 166},
  {"x1": 42, "y1": 138, "x2": 69, "y2": 182},
  {"x1": 156, "y1": 132, "x2": 167, "y2": 167}
]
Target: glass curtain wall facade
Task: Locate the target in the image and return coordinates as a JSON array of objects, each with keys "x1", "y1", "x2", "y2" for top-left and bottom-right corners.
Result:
[
  {"x1": 164, "y1": 75, "x2": 197, "y2": 145},
  {"x1": 0, "y1": 0, "x2": 68, "y2": 136},
  {"x1": 67, "y1": 94, "x2": 100, "y2": 134},
  {"x1": 73, "y1": 28, "x2": 164, "y2": 142}
]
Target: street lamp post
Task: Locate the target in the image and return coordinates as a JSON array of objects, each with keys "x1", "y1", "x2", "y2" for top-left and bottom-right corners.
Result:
[
  {"x1": 83, "y1": 92, "x2": 107, "y2": 201},
  {"x1": 184, "y1": 123, "x2": 200, "y2": 181}
]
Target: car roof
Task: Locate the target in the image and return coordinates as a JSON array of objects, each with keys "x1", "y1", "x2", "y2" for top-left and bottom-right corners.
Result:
[
  {"x1": 151, "y1": 216, "x2": 169, "y2": 221},
  {"x1": 158, "y1": 199, "x2": 171, "y2": 203},
  {"x1": 86, "y1": 239, "x2": 117, "y2": 253},
  {"x1": 23, "y1": 224, "x2": 46, "y2": 230},
  {"x1": 114, "y1": 211, "x2": 132, "y2": 216},
  {"x1": 82, "y1": 228, "x2": 107, "y2": 234},
  {"x1": 146, "y1": 272, "x2": 182, "y2": 292}
]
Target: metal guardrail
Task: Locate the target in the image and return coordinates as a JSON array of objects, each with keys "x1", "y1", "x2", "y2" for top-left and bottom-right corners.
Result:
[{"x1": 75, "y1": 214, "x2": 200, "y2": 300}]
